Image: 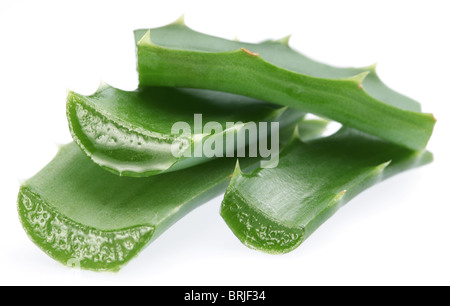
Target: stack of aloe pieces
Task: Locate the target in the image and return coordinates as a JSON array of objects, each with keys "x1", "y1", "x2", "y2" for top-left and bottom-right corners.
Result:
[{"x1": 18, "y1": 18, "x2": 435, "y2": 271}]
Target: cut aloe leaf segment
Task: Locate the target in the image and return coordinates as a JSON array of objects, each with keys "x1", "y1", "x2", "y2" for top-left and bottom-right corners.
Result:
[
  {"x1": 67, "y1": 84, "x2": 303, "y2": 177},
  {"x1": 18, "y1": 19, "x2": 435, "y2": 271},
  {"x1": 18, "y1": 118, "x2": 314, "y2": 271},
  {"x1": 17, "y1": 143, "x2": 256, "y2": 271},
  {"x1": 135, "y1": 17, "x2": 435, "y2": 151},
  {"x1": 221, "y1": 127, "x2": 433, "y2": 254}
]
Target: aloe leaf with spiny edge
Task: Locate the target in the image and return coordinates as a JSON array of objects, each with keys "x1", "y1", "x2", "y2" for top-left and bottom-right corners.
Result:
[
  {"x1": 18, "y1": 116, "x2": 313, "y2": 271},
  {"x1": 221, "y1": 127, "x2": 433, "y2": 254},
  {"x1": 135, "y1": 18, "x2": 435, "y2": 151},
  {"x1": 67, "y1": 84, "x2": 303, "y2": 177}
]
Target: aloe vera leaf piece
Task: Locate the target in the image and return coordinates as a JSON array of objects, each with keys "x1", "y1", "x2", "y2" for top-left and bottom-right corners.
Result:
[
  {"x1": 135, "y1": 20, "x2": 436, "y2": 151},
  {"x1": 67, "y1": 84, "x2": 303, "y2": 177},
  {"x1": 220, "y1": 128, "x2": 433, "y2": 254},
  {"x1": 17, "y1": 143, "x2": 261, "y2": 271},
  {"x1": 18, "y1": 115, "x2": 317, "y2": 271}
]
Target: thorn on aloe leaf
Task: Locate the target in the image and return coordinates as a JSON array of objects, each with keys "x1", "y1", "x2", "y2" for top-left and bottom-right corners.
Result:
[
  {"x1": 241, "y1": 48, "x2": 259, "y2": 57},
  {"x1": 276, "y1": 35, "x2": 292, "y2": 46},
  {"x1": 349, "y1": 71, "x2": 371, "y2": 88},
  {"x1": 366, "y1": 63, "x2": 378, "y2": 73},
  {"x1": 328, "y1": 190, "x2": 347, "y2": 208},
  {"x1": 232, "y1": 160, "x2": 243, "y2": 179},
  {"x1": 375, "y1": 161, "x2": 392, "y2": 174},
  {"x1": 171, "y1": 14, "x2": 186, "y2": 26},
  {"x1": 137, "y1": 29, "x2": 152, "y2": 46},
  {"x1": 337, "y1": 189, "x2": 348, "y2": 201}
]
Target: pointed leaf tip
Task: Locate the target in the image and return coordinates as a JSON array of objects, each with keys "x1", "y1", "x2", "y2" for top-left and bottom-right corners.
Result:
[
  {"x1": 366, "y1": 63, "x2": 378, "y2": 72},
  {"x1": 276, "y1": 35, "x2": 292, "y2": 45},
  {"x1": 137, "y1": 29, "x2": 152, "y2": 46},
  {"x1": 228, "y1": 160, "x2": 243, "y2": 182},
  {"x1": 271, "y1": 106, "x2": 289, "y2": 118},
  {"x1": 349, "y1": 71, "x2": 371, "y2": 88},
  {"x1": 291, "y1": 123, "x2": 303, "y2": 142},
  {"x1": 172, "y1": 14, "x2": 185, "y2": 25},
  {"x1": 374, "y1": 160, "x2": 392, "y2": 175},
  {"x1": 234, "y1": 159, "x2": 242, "y2": 175},
  {"x1": 328, "y1": 190, "x2": 347, "y2": 208}
]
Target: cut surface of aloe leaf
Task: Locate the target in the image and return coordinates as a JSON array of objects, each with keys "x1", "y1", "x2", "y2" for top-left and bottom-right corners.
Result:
[
  {"x1": 135, "y1": 20, "x2": 435, "y2": 150},
  {"x1": 221, "y1": 128, "x2": 433, "y2": 254},
  {"x1": 17, "y1": 143, "x2": 260, "y2": 271},
  {"x1": 67, "y1": 84, "x2": 303, "y2": 177},
  {"x1": 18, "y1": 116, "x2": 317, "y2": 271}
]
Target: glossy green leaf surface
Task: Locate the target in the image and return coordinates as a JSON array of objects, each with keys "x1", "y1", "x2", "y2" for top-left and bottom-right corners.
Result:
[
  {"x1": 18, "y1": 114, "x2": 309, "y2": 271},
  {"x1": 67, "y1": 84, "x2": 302, "y2": 177},
  {"x1": 221, "y1": 128, "x2": 433, "y2": 254},
  {"x1": 17, "y1": 143, "x2": 258, "y2": 271},
  {"x1": 135, "y1": 19, "x2": 435, "y2": 150}
]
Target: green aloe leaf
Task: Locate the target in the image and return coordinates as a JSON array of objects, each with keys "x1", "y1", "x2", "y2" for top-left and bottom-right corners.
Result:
[
  {"x1": 18, "y1": 116, "x2": 309, "y2": 271},
  {"x1": 135, "y1": 18, "x2": 435, "y2": 151},
  {"x1": 221, "y1": 128, "x2": 433, "y2": 254},
  {"x1": 67, "y1": 84, "x2": 303, "y2": 177},
  {"x1": 17, "y1": 143, "x2": 257, "y2": 271}
]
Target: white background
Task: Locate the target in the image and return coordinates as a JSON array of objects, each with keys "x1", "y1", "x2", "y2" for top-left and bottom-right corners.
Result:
[{"x1": 1, "y1": 0, "x2": 449, "y2": 286}]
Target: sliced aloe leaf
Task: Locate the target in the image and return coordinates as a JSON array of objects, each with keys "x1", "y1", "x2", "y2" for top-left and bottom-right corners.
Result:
[
  {"x1": 135, "y1": 18, "x2": 435, "y2": 151},
  {"x1": 18, "y1": 116, "x2": 311, "y2": 271},
  {"x1": 17, "y1": 143, "x2": 258, "y2": 271},
  {"x1": 221, "y1": 128, "x2": 433, "y2": 254},
  {"x1": 67, "y1": 84, "x2": 303, "y2": 177}
]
